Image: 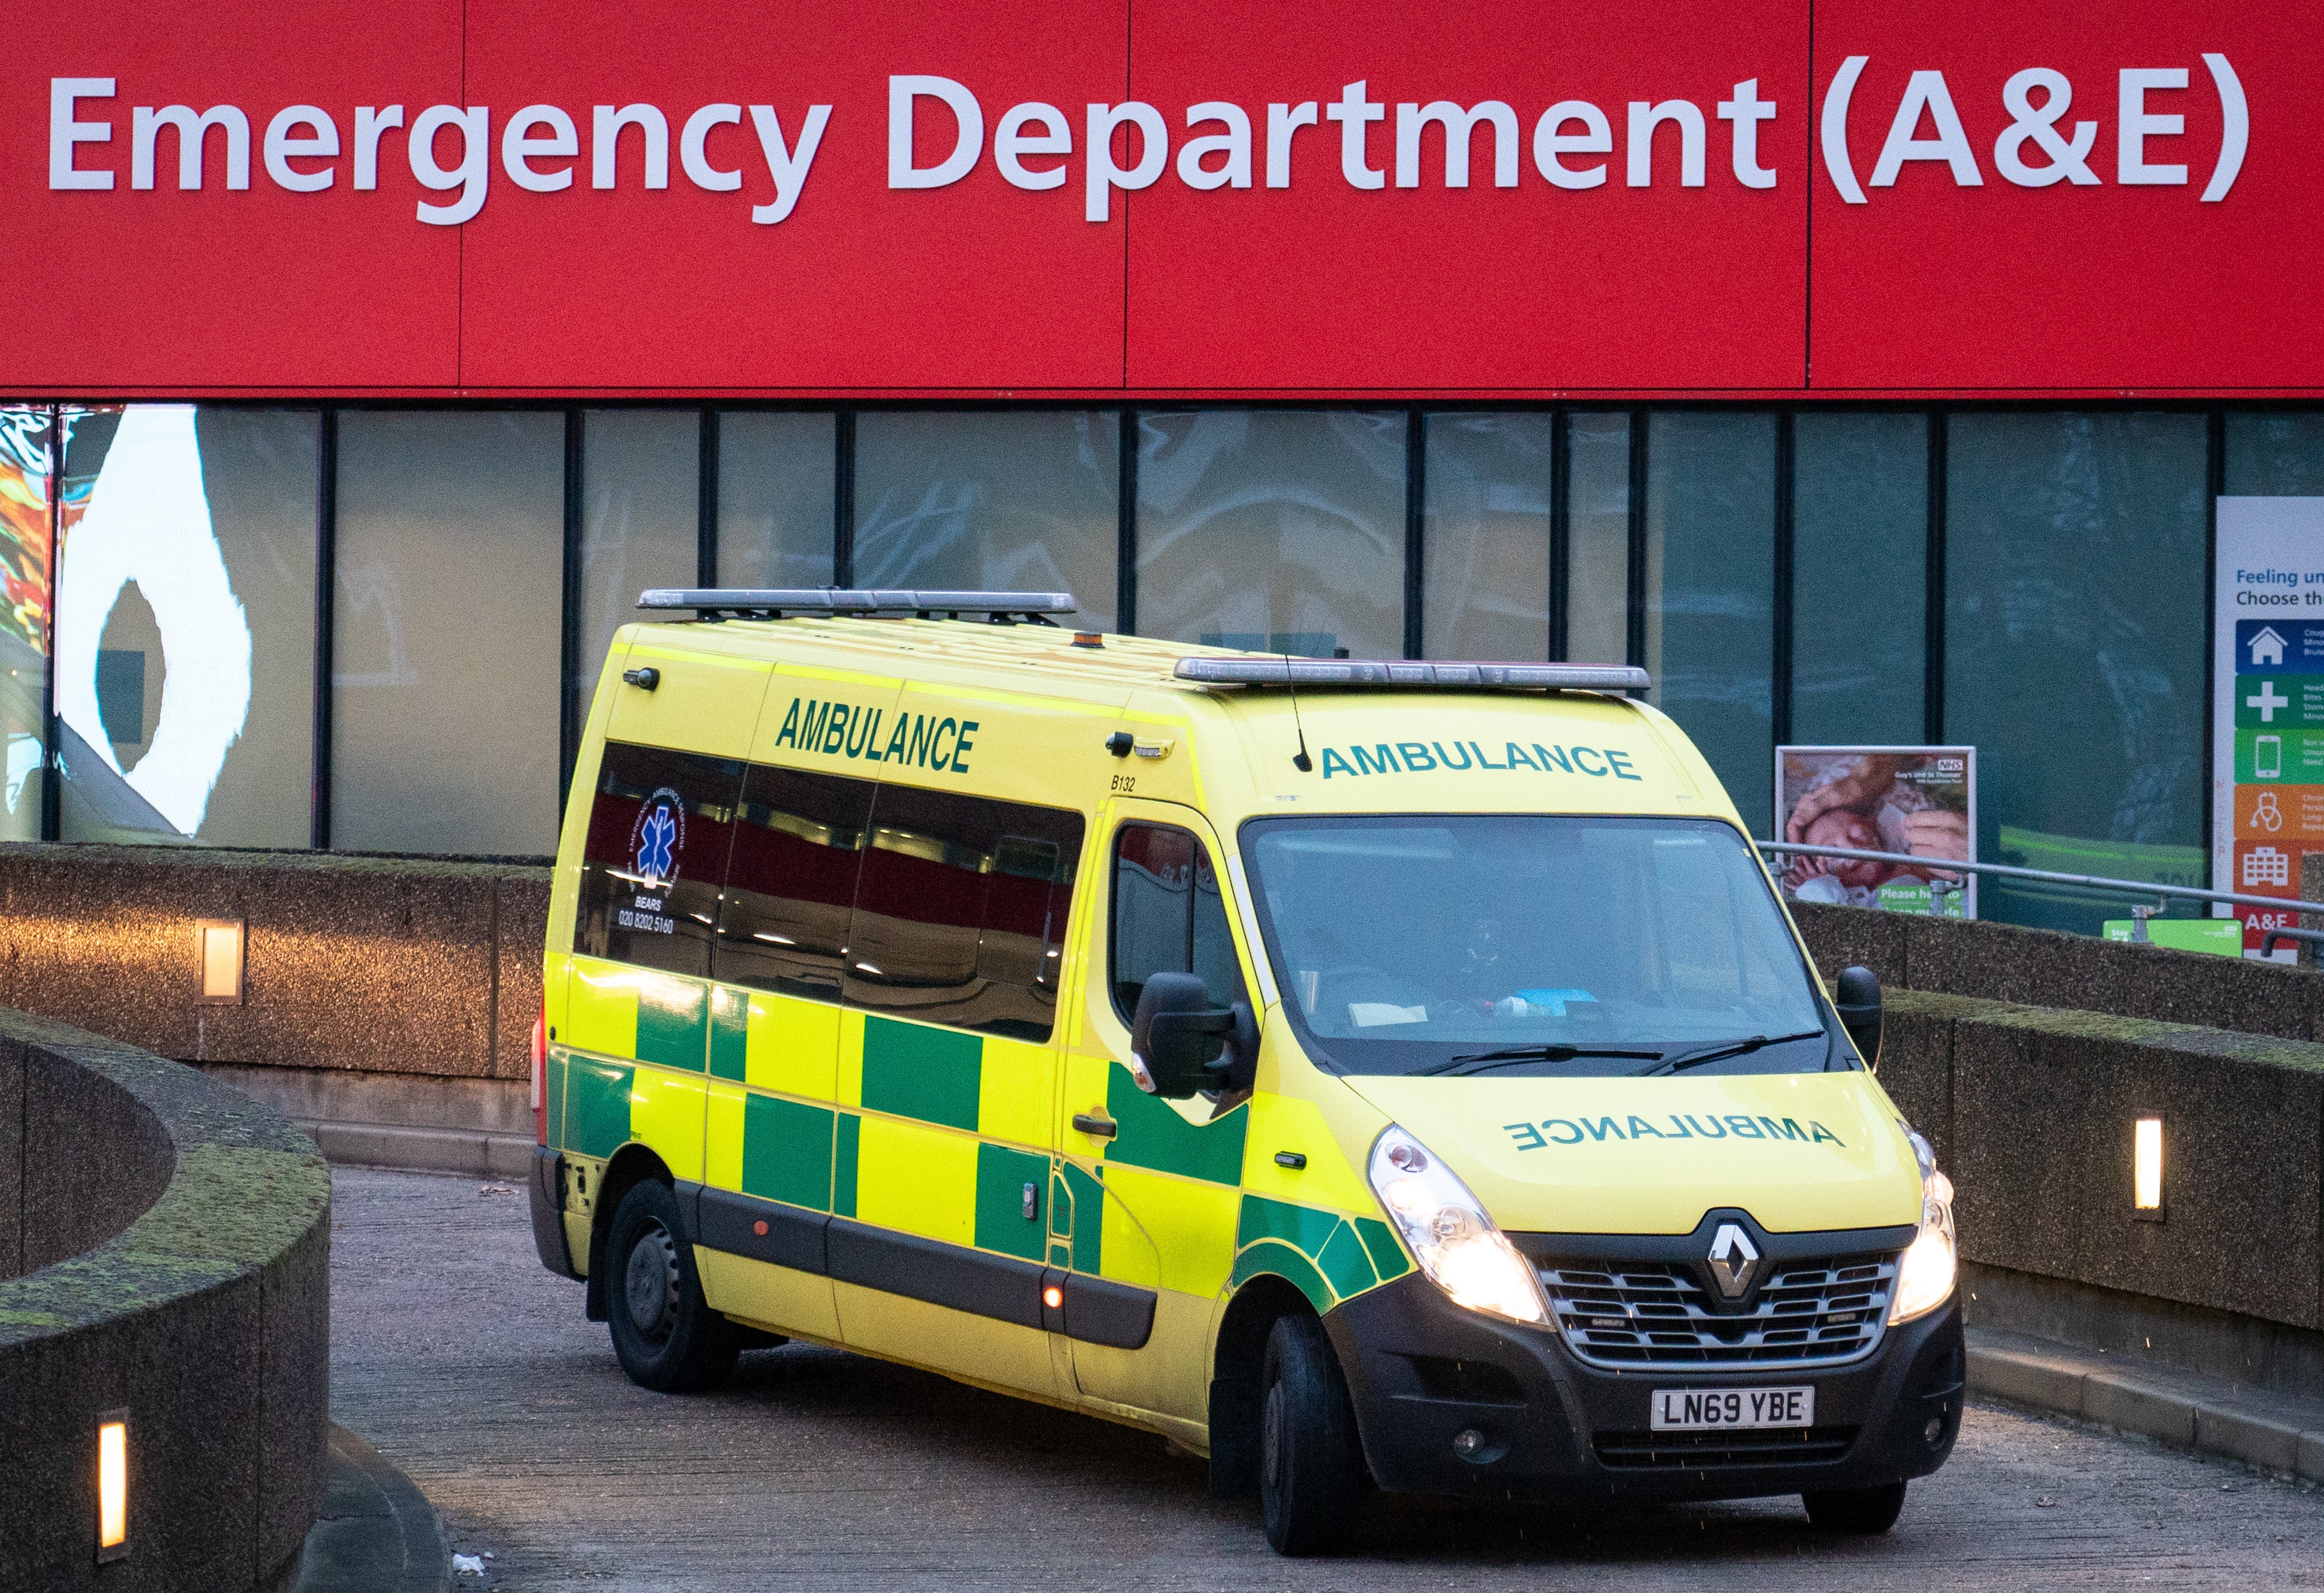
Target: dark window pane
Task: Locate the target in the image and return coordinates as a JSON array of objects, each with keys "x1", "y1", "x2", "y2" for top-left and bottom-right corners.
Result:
[
  {"x1": 1645, "y1": 412, "x2": 1777, "y2": 836},
  {"x1": 1944, "y1": 412, "x2": 2206, "y2": 933},
  {"x1": 1791, "y1": 413, "x2": 1928, "y2": 745},
  {"x1": 575, "y1": 742, "x2": 745, "y2": 976},
  {"x1": 714, "y1": 764, "x2": 875, "y2": 1001},
  {"x1": 2226, "y1": 414, "x2": 2324, "y2": 495},
  {"x1": 844, "y1": 784, "x2": 1082, "y2": 1041},
  {"x1": 1110, "y1": 823, "x2": 1245, "y2": 1019},
  {"x1": 854, "y1": 411, "x2": 1120, "y2": 631},
  {"x1": 0, "y1": 408, "x2": 52, "y2": 841},
  {"x1": 1422, "y1": 412, "x2": 1551, "y2": 661}
]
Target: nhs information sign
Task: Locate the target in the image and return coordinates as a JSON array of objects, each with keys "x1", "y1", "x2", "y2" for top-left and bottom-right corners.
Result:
[{"x1": 2214, "y1": 498, "x2": 2324, "y2": 956}]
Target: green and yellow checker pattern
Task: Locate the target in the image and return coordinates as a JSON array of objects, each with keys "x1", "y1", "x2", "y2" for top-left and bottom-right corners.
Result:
[{"x1": 552, "y1": 956, "x2": 1060, "y2": 1262}]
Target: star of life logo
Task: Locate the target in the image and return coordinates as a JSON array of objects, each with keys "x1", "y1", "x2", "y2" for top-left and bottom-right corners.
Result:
[{"x1": 629, "y1": 787, "x2": 686, "y2": 891}]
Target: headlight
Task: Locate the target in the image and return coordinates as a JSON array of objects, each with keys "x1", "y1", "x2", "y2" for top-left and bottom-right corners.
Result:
[
  {"x1": 1368, "y1": 1126, "x2": 1548, "y2": 1327},
  {"x1": 1889, "y1": 1127, "x2": 1956, "y2": 1324}
]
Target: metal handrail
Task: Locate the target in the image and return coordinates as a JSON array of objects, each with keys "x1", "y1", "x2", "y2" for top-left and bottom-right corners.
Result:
[{"x1": 1756, "y1": 839, "x2": 2324, "y2": 920}]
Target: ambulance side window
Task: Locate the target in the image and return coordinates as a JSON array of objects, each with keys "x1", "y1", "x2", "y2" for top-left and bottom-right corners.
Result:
[
  {"x1": 574, "y1": 742, "x2": 745, "y2": 978},
  {"x1": 1110, "y1": 823, "x2": 1246, "y2": 1022},
  {"x1": 843, "y1": 783, "x2": 1083, "y2": 1043},
  {"x1": 712, "y1": 765, "x2": 876, "y2": 1002}
]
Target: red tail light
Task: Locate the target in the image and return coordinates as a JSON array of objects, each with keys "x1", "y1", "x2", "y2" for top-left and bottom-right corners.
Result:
[{"x1": 531, "y1": 1007, "x2": 549, "y2": 1145}]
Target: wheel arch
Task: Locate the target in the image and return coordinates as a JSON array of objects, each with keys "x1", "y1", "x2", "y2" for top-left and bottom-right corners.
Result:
[
  {"x1": 1206, "y1": 1270, "x2": 1322, "y2": 1498},
  {"x1": 583, "y1": 1142, "x2": 675, "y2": 1323}
]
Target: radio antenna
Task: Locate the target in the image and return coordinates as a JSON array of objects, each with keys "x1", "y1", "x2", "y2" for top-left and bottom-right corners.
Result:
[{"x1": 1283, "y1": 654, "x2": 1313, "y2": 772}]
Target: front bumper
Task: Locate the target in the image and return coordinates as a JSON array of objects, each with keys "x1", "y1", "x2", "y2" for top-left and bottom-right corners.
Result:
[{"x1": 1323, "y1": 1270, "x2": 1962, "y2": 1504}]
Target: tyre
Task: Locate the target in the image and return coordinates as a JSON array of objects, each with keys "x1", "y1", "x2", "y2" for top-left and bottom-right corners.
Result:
[
  {"x1": 1802, "y1": 1480, "x2": 1908, "y2": 1534},
  {"x1": 1258, "y1": 1313, "x2": 1366, "y2": 1555},
  {"x1": 604, "y1": 1180, "x2": 739, "y2": 1393}
]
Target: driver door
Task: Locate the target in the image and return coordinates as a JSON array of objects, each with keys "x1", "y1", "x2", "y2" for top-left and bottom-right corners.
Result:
[{"x1": 1053, "y1": 799, "x2": 1255, "y2": 1419}]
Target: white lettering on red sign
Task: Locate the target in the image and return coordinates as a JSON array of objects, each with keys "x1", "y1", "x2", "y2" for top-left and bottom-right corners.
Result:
[{"x1": 44, "y1": 57, "x2": 2251, "y2": 227}]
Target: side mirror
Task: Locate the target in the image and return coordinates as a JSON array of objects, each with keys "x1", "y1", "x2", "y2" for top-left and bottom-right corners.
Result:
[
  {"x1": 1129, "y1": 972, "x2": 1237, "y2": 1098},
  {"x1": 1835, "y1": 965, "x2": 1883, "y2": 1070}
]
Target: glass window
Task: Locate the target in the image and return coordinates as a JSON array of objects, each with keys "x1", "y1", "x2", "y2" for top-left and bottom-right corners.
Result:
[
  {"x1": 1945, "y1": 412, "x2": 2208, "y2": 933},
  {"x1": 574, "y1": 742, "x2": 745, "y2": 977},
  {"x1": 854, "y1": 412, "x2": 1119, "y2": 632},
  {"x1": 1136, "y1": 410, "x2": 1405, "y2": 659},
  {"x1": 2226, "y1": 414, "x2": 2324, "y2": 494},
  {"x1": 718, "y1": 411, "x2": 835, "y2": 588},
  {"x1": 1422, "y1": 412, "x2": 1549, "y2": 660},
  {"x1": 1110, "y1": 823, "x2": 1246, "y2": 1019},
  {"x1": 1792, "y1": 412, "x2": 1928, "y2": 745},
  {"x1": 333, "y1": 411, "x2": 563, "y2": 856},
  {"x1": 1243, "y1": 815, "x2": 1828, "y2": 1077},
  {"x1": 579, "y1": 411, "x2": 698, "y2": 707},
  {"x1": 53, "y1": 406, "x2": 317, "y2": 848},
  {"x1": 0, "y1": 408, "x2": 52, "y2": 840},
  {"x1": 1645, "y1": 412, "x2": 1778, "y2": 836},
  {"x1": 714, "y1": 764, "x2": 875, "y2": 1002},
  {"x1": 844, "y1": 784, "x2": 1083, "y2": 1041},
  {"x1": 1565, "y1": 412, "x2": 1630, "y2": 665}
]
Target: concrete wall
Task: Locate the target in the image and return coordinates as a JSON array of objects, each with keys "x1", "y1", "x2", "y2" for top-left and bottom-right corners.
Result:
[
  {"x1": 0, "y1": 1008, "x2": 331, "y2": 1592},
  {"x1": 0, "y1": 843, "x2": 548, "y2": 1080},
  {"x1": 1793, "y1": 899, "x2": 2324, "y2": 1042},
  {"x1": 1873, "y1": 987, "x2": 2324, "y2": 1389}
]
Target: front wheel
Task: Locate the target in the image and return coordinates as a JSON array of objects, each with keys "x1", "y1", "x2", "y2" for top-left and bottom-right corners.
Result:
[
  {"x1": 1258, "y1": 1314, "x2": 1365, "y2": 1555},
  {"x1": 1803, "y1": 1480, "x2": 1907, "y2": 1534},
  {"x1": 604, "y1": 1180, "x2": 738, "y2": 1393}
]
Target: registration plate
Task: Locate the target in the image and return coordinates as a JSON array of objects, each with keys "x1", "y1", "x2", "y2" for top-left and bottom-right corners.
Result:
[{"x1": 1649, "y1": 1386, "x2": 1815, "y2": 1431}]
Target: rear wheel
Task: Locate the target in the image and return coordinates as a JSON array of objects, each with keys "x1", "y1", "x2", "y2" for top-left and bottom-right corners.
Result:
[
  {"x1": 1802, "y1": 1480, "x2": 1908, "y2": 1534},
  {"x1": 1258, "y1": 1314, "x2": 1365, "y2": 1555},
  {"x1": 604, "y1": 1181, "x2": 738, "y2": 1393}
]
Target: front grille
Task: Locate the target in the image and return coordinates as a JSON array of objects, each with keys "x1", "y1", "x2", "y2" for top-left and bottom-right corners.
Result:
[
  {"x1": 1594, "y1": 1425, "x2": 1860, "y2": 1469},
  {"x1": 1540, "y1": 1253, "x2": 1898, "y2": 1370}
]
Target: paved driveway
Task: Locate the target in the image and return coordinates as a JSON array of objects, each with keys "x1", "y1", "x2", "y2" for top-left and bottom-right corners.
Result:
[{"x1": 330, "y1": 1168, "x2": 2324, "y2": 1591}]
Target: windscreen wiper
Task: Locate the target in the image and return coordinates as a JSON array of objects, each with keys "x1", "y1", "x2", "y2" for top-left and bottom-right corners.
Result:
[
  {"x1": 1417, "y1": 1044, "x2": 1664, "y2": 1078},
  {"x1": 1628, "y1": 1029, "x2": 1827, "y2": 1078}
]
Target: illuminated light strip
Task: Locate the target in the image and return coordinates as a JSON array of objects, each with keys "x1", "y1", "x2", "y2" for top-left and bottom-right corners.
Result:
[{"x1": 1172, "y1": 658, "x2": 1649, "y2": 691}]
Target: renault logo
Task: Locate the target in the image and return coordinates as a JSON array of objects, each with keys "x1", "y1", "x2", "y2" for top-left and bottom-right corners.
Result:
[{"x1": 1707, "y1": 1223, "x2": 1761, "y2": 1299}]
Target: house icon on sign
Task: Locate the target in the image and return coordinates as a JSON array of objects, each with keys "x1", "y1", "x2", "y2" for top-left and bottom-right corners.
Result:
[{"x1": 2251, "y1": 626, "x2": 2288, "y2": 667}]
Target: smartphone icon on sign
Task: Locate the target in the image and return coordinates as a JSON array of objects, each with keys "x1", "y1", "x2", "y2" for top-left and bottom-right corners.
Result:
[{"x1": 2258, "y1": 734, "x2": 2283, "y2": 779}]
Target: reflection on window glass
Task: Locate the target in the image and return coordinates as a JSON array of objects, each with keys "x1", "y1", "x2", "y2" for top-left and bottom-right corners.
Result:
[
  {"x1": 1566, "y1": 412, "x2": 1630, "y2": 665},
  {"x1": 1946, "y1": 412, "x2": 2206, "y2": 933},
  {"x1": 576, "y1": 742, "x2": 744, "y2": 978},
  {"x1": 843, "y1": 782, "x2": 1082, "y2": 1041},
  {"x1": 1244, "y1": 815, "x2": 1825, "y2": 1078},
  {"x1": 715, "y1": 764, "x2": 875, "y2": 1001},
  {"x1": 1645, "y1": 412, "x2": 1777, "y2": 836},
  {"x1": 54, "y1": 406, "x2": 317, "y2": 848},
  {"x1": 334, "y1": 411, "x2": 562, "y2": 856},
  {"x1": 1792, "y1": 412, "x2": 1927, "y2": 745},
  {"x1": 1110, "y1": 823, "x2": 1245, "y2": 1019},
  {"x1": 1136, "y1": 410, "x2": 1404, "y2": 658},
  {"x1": 580, "y1": 411, "x2": 698, "y2": 706},
  {"x1": 854, "y1": 412, "x2": 1119, "y2": 631},
  {"x1": 1423, "y1": 413, "x2": 1549, "y2": 660},
  {"x1": 0, "y1": 408, "x2": 51, "y2": 840},
  {"x1": 718, "y1": 412, "x2": 835, "y2": 588},
  {"x1": 2226, "y1": 414, "x2": 2324, "y2": 495}
]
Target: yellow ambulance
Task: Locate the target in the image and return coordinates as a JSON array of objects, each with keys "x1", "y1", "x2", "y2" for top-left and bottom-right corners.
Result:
[{"x1": 526, "y1": 589, "x2": 1961, "y2": 1555}]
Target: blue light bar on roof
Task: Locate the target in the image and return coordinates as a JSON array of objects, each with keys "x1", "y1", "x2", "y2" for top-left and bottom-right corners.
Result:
[
  {"x1": 1172, "y1": 658, "x2": 1649, "y2": 691},
  {"x1": 639, "y1": 588, "x2": 1076, "y2": 617}
]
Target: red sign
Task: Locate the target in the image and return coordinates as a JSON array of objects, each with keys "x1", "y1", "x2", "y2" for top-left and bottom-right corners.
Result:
[{"x1": 5, "y1": 1, "x2": 2315, "y2": 397}]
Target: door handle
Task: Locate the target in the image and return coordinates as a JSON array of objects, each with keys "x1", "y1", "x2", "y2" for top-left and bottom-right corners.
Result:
[{"x1": 1072, "y1": 1112, "x2": 1118, "y2": 1140}]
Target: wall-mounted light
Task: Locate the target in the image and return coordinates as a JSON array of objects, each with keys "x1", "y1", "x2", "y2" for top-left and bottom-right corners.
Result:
[
  {"x1": 97, "y1": 1410, "x2": 128, "y2": 1562},
  {"x1": 2133, "y1": 1116, "x2": 2165, "y2": 1219},
  {"x1": 195, "y1": 918, "x2": 244, "y2": 1004}
]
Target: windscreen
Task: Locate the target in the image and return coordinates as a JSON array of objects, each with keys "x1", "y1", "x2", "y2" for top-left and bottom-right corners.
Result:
[{"x1": 1241, "y1": 815, "x2": 1834, "y2": 1077}]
